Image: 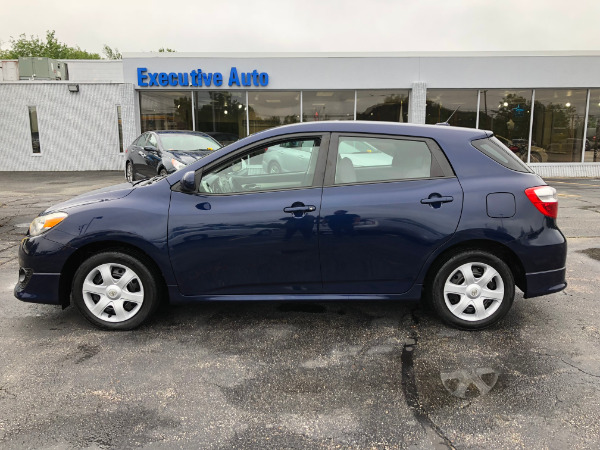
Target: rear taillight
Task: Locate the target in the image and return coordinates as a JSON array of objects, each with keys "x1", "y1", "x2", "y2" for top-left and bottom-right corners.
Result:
[{"x1": 525, "y1": 186, "x2": 558, "y2": 218}]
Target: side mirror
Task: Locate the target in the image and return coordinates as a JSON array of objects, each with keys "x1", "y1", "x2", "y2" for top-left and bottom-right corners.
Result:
[{"x1": 180, "y1": 171, "x2": 196, "y2": 193}]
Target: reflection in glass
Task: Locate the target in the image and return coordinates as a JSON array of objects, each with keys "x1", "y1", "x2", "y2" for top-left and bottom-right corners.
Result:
[
  {"x1": 140, "y1": 91, "x2": 192, "y2": 133},
  {"x1": 426, "y1": 89, "x2": 478, "y2": 128},
  {"x1": 248, "y1": 91, "x2": 300, "y2": 134},
  {"x1": 356, "y1": 90, "x2": 409, "y2": 122},
  {"x1": 586, "y1": 89, "x2": 600, "y2": 162},
  {"x1": 28, "y1": 106, "x2": 40, "y2": 153},
  {"x1": 303, "y1": 91, "x2": 354, "y2": 122},
  {"x1": 478, "y1": 90, "x2": 536, "y2": 162},
  {"x1": 116, "y1": 106, "x2": 124, "y2": 152},
  {"x1": 532, "y1": 89, "x2": 587, "y2": 163},
  {"x1": 195, "y1": 91, "x2": 246, "y2": 143}
]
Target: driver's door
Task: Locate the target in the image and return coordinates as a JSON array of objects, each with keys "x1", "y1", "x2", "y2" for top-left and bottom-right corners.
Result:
[{"x1": 168, "y1": 134, "x2": 329, "y2": 296}]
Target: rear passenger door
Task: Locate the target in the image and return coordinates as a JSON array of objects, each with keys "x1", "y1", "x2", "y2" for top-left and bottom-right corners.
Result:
[{"x1": 319, "y1": 133, "x2": 463, "y2": 295}]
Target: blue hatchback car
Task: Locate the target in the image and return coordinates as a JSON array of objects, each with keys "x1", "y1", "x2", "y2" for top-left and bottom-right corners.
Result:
[{"x1": 15, "y1": 122, "x2": 567, "y2": 330}]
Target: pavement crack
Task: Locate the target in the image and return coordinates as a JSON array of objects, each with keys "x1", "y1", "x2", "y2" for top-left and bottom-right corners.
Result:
[
  {"x1": 538, "y1": 352, "x2": 600, "y2": 378},
  {"x1": 401, "y1": 334, "x2": 456, "y2": 450}
]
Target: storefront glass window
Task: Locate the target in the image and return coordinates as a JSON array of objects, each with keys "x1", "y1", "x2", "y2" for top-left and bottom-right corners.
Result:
[
  {"x1": 248, "y1": 91, "x2": 300, "y2": 134},
  {"x1": 478, "y1": 90, "x2": 533, "y2": 162},
  {"x1": 303, "y1": 91, "x2": 354, "y2": 122},
  {"x1": 586, "y1": 89, "x2": 600, "y2": 163},
  {"x1": 195, "y1": 91, "x2": 247, "y2": 144},
  {"x1": 356, "y1": 90, "x2": 409, "y2": 122},
  {"x1": 532, "y1": 89, "x2": 587, "y2": 163},
  {"x1": 140, "y1": 91, "x2": 192, "y2": 133},
  {"x1": 426, "y1": 89, "x2": 478, "y2": 128}
]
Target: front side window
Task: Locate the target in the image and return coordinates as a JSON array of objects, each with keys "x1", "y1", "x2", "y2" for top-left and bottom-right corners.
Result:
[
  {"x1": 147, "y1": 133, "x2": 158, "y2": 148},
  {"x1": 198, "y1": 137, "x2": 321, "y2": 194},
  {"x1": 334, "y1": 136, "x2": 435, "y2": 184}
]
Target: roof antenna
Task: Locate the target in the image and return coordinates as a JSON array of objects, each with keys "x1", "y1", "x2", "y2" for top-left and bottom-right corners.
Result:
[{"x1": 436, "y1": 105, "x2": 461, "y2": 126}]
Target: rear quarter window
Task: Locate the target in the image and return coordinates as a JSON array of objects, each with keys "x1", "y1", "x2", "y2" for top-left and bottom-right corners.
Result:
[{"x1": 471, "y1": 137, "x2": 533, "y2": 173}]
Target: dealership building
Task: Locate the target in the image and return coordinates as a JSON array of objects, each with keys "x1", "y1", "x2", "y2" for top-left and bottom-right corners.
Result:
[{"x1": 1, "y1": 51, "x2": 600, "y2": 177}]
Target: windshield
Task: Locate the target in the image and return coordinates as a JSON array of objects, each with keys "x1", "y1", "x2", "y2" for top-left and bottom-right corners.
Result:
[{"x1": 159, "y1": 134, "x2": 221, "y2": 151}]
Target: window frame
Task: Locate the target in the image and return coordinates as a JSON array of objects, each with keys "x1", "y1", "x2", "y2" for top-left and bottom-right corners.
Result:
[
  {"x1": 173, "y1": 132, "x2": 331, "y2": 196},
  {"x1": 324, "y1": 133, "x2": 456, "y2": 187}
]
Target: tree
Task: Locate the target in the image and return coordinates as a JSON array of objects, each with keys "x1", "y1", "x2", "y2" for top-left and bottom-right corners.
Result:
[
  {"x1": 0, "y1": 30, "x2": 100, "y2": 59},
  {"x1": 102, "y1": 44, "x2": 122, "y2": 60}
]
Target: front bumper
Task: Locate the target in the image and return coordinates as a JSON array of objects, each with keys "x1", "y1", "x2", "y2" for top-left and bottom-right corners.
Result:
[
  {"x1": 14, "y1": 235, "x2": 73, "y2": 305},
  {"x1": 14, "y1": 271, "x2": 62, "y2": 304}
]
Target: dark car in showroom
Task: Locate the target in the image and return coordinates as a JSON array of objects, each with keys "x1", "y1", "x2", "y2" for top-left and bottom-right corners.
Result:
[
  {"x1": 125, "y1": 130, "x2": 221, "y2": 181},
  {"x1": 15, "y1": 121, "x2": 566, "y2": 331}
]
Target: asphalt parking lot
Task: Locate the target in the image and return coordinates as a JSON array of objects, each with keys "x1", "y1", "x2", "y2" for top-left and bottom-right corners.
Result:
[{"x1": 0, "y1": 172, "x2": 599, "y2": 449}]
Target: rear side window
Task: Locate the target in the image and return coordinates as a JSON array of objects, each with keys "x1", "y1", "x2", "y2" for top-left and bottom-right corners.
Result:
[
  {"x1": 333, "y1": 136, "x2": 450, "y2": 185},
  {"x1": 472, "y1": 137, "x2": 533, "y2": 173}
]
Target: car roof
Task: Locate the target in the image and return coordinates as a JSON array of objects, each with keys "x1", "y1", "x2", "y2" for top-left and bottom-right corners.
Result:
[{"x1": 248, "y1": 121, "x2": 491, "y2": 142}]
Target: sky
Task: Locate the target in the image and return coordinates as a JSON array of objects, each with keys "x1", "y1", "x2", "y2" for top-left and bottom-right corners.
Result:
[{"x1": 2, "y1": 0, "x2": 599, "y2": 55}]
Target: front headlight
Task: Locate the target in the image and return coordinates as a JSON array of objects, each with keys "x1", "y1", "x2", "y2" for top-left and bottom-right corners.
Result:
[
  {"x1": 171, "y1": 159, "x2": 186, "y2": 171},
  {"x1": 29, "y1": 212, "x2": 68, "y2": 237}
]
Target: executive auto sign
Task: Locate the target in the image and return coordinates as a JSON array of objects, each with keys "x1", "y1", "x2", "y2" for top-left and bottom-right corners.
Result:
[{"x1": 137, "y1": 67, "x2": 269, "y2": 87}]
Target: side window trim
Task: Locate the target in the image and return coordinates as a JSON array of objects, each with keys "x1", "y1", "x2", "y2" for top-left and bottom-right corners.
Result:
[
  {"x1": 324, "y1": 133, "x2": 455, "y2": 187},
  {"x1": 173, "y1": 133, "x2": 331, "y2": 196}
]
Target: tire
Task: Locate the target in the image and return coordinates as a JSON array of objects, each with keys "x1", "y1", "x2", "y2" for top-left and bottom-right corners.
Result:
[
  {"x1": 159, "y1": 168, "x2": 168, "y2": 177},
  {"x1": 72, "y1": 251, "x2": 160, "y2": 330},
  {"x1": 125, "y1": 161, "x2": 135, "y2": 182},
  {"x1": 430, "y1": 250, "x2": 515, "y2": 330},
  {"x1": 530, "y1": 152, "x2": 542, "y2": 163},
  {"x1": 268, "y1": 161, "x2": 282, "y2": 174}
]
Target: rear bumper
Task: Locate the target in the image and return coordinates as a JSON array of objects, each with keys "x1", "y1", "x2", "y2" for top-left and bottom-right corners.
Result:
[{"x1": 524, "y1": 267, "x2": 567, "y2": 298}]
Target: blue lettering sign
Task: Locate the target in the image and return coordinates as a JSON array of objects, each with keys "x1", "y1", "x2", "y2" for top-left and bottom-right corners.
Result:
[
  {"x1": 137, "y1": 68, "x2": 148, "y2": 87},
  {"x1": 228, "y1": 67, "x2": 241, "y2": 87},
  {"x1": 136, "y1": 68, "x2": 268, "y2": 88}
]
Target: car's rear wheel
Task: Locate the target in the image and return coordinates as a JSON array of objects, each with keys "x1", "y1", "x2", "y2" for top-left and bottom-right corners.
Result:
[
  {"x1": 125, "y1": 161, "x2": 135, "y2": 182},
  {"x1": 72, "y1": 251, "x2": 159, "y2": 330},
  {"x1": 430, "y1": 250, "x2": 515, "y2": 330}
]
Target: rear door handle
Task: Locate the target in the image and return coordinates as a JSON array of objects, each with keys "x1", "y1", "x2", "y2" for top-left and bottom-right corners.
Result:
[
  {"x1": 284, "y1": 205, "x2": 316, "y2": 213},
  {"x1": 138, "y1": 151, "x2": 146, "y2": 157},
  {"x1": 421, "y1": 196, "x2": 454, "y2": 204}
]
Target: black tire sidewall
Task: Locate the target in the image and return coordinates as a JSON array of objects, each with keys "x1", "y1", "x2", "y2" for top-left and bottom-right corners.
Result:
[
  {"x1": 72, "y1": 252, "x2": 159, "y2": 330},
  {"x1": 431, "y1": 251, "x2": 515, "y2": 330}
]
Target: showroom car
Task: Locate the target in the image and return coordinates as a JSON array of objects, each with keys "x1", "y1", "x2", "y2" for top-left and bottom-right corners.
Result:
[
  {"x1": 125, "y1": 130, "x2": 221, "y2": 181},
  {"x1": 15, "y1": 121, "x2": 567, "y2": 331}
]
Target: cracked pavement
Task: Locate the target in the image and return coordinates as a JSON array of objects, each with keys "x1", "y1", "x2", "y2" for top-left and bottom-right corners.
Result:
[{"x1": 0, "y1": 172, "x2": 599, "y2": 449}]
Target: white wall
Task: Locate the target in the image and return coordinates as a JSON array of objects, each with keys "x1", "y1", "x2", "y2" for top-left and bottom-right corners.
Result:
[
  {"x1": 63, "y1": 60, "x2": 124, "y2": 82},
  {"x1": 0, "y1": 83, "x2": 136, "y2": 171}
]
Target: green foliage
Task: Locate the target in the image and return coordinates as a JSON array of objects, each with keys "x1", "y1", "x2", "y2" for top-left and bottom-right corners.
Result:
[
  {"x1": 0, "y1": 30, "x2": 100, "y2": 59},
  {"x1": 158, "y1": 47, "x2": 176, "y2": 53},
  {"x1": 102, "y1": 44, "x2": 122, "y2": 60}
]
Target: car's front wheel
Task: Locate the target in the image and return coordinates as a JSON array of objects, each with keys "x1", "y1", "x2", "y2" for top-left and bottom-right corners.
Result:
[
  {"x1": 430, "y1": 250, "x2": 515, "y2": 330},
  {"x1": 72, "y1": 251, "x2": 160, "y2": 330}
]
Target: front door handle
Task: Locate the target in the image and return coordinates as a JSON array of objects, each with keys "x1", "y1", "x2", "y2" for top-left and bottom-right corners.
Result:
[{"x1": 284, "y1": 205, "x2": 316, "y2": 213}]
